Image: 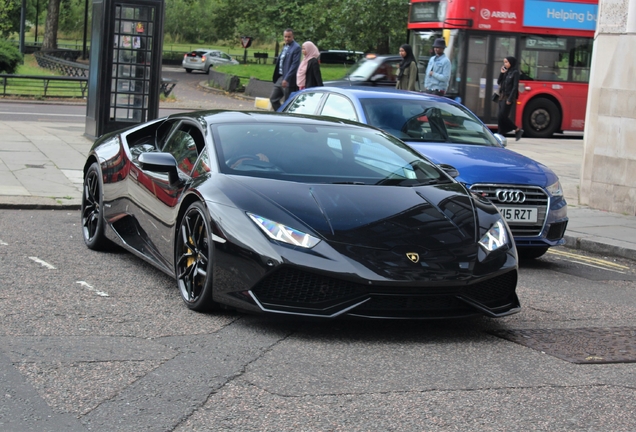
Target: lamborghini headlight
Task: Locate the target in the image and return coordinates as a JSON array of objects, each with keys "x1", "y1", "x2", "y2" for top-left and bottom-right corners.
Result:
[
  {"x1": 546, "y1": 180, "x2": 563, "y2": 197},
  {"x1": 248, "y1": 213, "x2": 321, "y2": 248},
  {"x1": 478, "y1": 220, "x2": 509, "y2": 252}
]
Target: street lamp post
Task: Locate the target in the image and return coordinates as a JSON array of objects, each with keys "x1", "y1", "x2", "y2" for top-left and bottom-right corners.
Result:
[
  {"x1": 35, "y1": 0, "x2": 40, "y2": 44},
  {"x1": 19, "y1": 0, "x2": 26, "y2": 54},
  {"x1": 82, "y1": 0, "x2": 89, "y2": 59}
]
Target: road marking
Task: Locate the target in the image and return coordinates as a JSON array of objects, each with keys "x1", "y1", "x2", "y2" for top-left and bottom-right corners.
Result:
[
  {"x1": 547, "y1": 249, "x2": 630, "y2": 270},
  {"x1": 0, "y1": 111, "x2": 85, "y2": 117},
  {"x1": 76, "y1": 281, "x2": 110, "y2": 297},
  {"x1": 547, "y1": 249, "x2": 629, "y2": 274},
  {"x1": 28, "y1": 256, "x2": 56, "y2": 269},
  {"x1": 0, "y1": 239, "x2": 7, "y2": 246}
]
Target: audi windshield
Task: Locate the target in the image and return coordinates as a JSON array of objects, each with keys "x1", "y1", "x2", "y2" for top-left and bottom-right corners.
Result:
[{"x1": 360, "y1": 99, "x2": 500, "y2": 146}]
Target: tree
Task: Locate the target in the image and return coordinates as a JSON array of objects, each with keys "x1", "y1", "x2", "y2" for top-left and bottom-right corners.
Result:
[
  {"x1": 0, "y1": 38, "x2": 23, "y2": 72},
  {"x1": 308, "y1": 0, "x2": 409, "y2": 53},
  {"x1": 0, "y1": 0, "x2": 20, "y2": 38},
  {"x1": 42, "y1": 0, "x2": 61, "y2": 50}
]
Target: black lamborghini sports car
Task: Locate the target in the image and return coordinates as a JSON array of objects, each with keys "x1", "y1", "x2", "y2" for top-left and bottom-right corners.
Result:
[{"x1": 81, "y1": 111, "x2": 520, "y2": 319}]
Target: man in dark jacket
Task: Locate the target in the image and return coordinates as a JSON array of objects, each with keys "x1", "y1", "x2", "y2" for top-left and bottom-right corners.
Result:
[{"x1": 270, "y1": 29, "x2": 301, "y2": 110}]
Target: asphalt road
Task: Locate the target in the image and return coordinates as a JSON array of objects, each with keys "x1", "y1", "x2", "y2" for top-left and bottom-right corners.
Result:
[
  {"x1": 2, "y1": 209, "x2": 636, "y2": 431},
  {"x1": 0, "y1": 67, "x2": 252, "y2": 123}
]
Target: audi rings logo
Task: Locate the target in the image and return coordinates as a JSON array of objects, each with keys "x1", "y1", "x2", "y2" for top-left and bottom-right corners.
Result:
[
  {"x1": 495, "y1": 189, "x2": 526, "y2": 203},
  {"x1": 480, "y1": 8, "x2": 491, "y2": 19}
]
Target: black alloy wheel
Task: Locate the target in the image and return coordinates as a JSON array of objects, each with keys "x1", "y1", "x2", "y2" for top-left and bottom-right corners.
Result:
[
  {"x1": 523, "y1": 98, "x2": 561, "y2": 138},
  {"x1": 81, "y1": 162, "x2": 110, "y2": 250},
  {"x1": 175, "y1": 201, "x2": 217, "y2": 311}
]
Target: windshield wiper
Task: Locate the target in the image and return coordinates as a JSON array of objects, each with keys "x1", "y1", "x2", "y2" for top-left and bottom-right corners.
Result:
[{"x1": 331, "y1": 182, "x2": 366, "y2": 185}]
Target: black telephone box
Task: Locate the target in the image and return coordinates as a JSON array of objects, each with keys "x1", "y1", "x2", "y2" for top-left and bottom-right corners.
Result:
[{"x1": 85, "y1": 0, "x2": 164, "y2": 139}]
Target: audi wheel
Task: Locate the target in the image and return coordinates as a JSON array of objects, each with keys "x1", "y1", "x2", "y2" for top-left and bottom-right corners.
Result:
[{"x1": 175, "y1": 201, "x2": 218, "y2": 312}]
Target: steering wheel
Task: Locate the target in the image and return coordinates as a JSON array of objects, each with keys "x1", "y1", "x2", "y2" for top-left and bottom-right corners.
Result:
[
  {"x1": 226, "y1": 153, "x2": 281, "y2": 172},
  {"x1": 226, "y1": 154, "x2": 260, "y2": 168}
]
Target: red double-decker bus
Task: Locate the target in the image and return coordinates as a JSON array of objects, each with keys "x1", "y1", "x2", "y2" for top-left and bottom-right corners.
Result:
[{"x1": 408, "y1": 0, "x2": 597, "y2": 137}]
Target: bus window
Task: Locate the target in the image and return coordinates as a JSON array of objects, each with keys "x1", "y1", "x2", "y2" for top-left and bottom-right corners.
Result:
[
  {"x1": 571, "y1": 38, "x2": 592, "y2": 83},
  {"x1": 520, "y1": 36, "x2": 568, "y2": 82}
]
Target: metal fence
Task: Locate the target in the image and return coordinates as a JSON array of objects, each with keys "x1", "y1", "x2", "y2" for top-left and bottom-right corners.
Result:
[
  {"x1": 34, "y1": 50, "x2": 89, "y2": 77},
  {"x1": 24, "y1": 49, "x2": 177, "y2": 98},
  {"x1": 0, "y1": 74, "x2": 88, "y2": 98}
]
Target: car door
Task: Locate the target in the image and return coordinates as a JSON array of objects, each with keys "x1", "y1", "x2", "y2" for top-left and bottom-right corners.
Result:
[
  {"x1": 208, "y1": 51, "x2": 220, "y2": 66},
  {"x1": 372, "y1": 59, "x2": 400, "y2": 86},
  {"x1": 219, "y1": 52, "x2": 234, "y2": 64},
  {"x1": 135, "y1": 119, "x2": 206, "y2": 266}
]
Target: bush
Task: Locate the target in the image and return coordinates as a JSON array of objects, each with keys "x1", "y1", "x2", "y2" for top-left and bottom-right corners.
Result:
[{"x1": 0, "y1": 39, "x2": 23, "y2": 74}]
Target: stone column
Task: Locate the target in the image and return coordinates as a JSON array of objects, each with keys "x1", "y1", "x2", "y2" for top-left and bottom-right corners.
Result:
[{"x1": 580, "y1": 0, "x2": 636, "y2": 215}]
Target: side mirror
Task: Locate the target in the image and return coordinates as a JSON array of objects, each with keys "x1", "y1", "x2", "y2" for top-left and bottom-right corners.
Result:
[
  {"x1": 493, "y1": 133, "x2": 507, "y2": 147},
  {"x1": 138, "y1": 152, "x2": 182, "y2": 185},
  {"x1": 438, "y1": 163, "x2": 459, "y2": 178}
]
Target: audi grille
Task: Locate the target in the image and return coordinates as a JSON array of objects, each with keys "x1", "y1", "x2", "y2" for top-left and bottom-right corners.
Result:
[{"x1": 470, "y1": 184, "x2": 549, "y2": 237}]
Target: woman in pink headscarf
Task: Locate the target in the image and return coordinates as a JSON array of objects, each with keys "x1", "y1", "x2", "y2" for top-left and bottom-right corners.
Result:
[{"x1": 297, "y1": 41, "x2": 323, "y2": 90}]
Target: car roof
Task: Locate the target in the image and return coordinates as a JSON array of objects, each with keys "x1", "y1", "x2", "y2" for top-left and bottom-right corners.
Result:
[
  {"x1": 320, "y1": 50, "x2": 364, "y2": 54},
  {"x1": 361, "y1": 54, "x2": 401, "y2": 61},
  {"x1": 303, "y1": 86, "x2": 456, "y2": 103},
  {"x1": 168, "y1": 110, "x2": 370, "y2": 128}
]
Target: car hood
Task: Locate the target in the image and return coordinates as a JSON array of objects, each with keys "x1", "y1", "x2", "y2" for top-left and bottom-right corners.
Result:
[
  {"x1": 406, "y1": 142, "x2": 558, "y2": 188},
  {"x1": 229, "y1": 177, "x2": 479, "y2": 252}
]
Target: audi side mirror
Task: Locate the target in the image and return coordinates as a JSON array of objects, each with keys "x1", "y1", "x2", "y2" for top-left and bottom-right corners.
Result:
[
  {"x1": 438, "y1": 163, "x2": 459, "y2": 178},
  {"x1": 493, "y1": 133, "x2": 507, "y2": 147}
]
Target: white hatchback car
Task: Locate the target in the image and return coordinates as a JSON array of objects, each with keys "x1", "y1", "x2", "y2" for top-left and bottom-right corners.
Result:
[{"x1": 182, "y1": 49, "x2": 239, "y2": 74}]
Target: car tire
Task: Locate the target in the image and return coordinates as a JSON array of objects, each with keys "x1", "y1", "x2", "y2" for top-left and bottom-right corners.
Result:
[
  {"x1": 205, "y1": 66, "x2": 211, "y2": 74},
  {"x1": 81, "y1": 162, "x2": 110, "y2": 250},
  {"x1": 185, "y1": 68, "x2": 192, "y2": 73},
  {"x1": 522, "y1": 98, "x2": 561, "y2": 138},
  {"x1": 517, "y1": 247, "x2": 549, "y2": 260},
  {"x1": 175, "y1": 201, "x2": 218, "y2": 311}
]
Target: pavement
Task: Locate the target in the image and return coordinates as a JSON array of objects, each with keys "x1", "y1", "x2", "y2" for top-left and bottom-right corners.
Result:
[{"x1": 1, "y1": 90, "x2": 635, "y2": 262}]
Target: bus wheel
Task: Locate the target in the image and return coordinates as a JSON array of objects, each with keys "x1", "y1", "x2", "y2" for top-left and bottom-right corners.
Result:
[{"x1": 523, "y1": 98, "x2": 561, "y2": 138}]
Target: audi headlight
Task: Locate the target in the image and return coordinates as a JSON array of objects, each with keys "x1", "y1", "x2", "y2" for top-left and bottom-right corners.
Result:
[
  {"x1": 248, "y1": 213, "x2": 321, "y2": 248},
  {"x1": 478, "y1": 220, "x2": 509, "y2": 252},
  {"x1": 546, "y1": 180, "x2": 563, "y2": 197}
]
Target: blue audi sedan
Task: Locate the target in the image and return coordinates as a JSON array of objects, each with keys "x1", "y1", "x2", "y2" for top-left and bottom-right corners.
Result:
[{"x1": 280, "y1": 87, "x2": 568, "y2": 259}]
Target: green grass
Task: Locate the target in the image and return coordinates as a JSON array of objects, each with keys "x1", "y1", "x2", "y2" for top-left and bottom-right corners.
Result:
[
  {"x1": 1, "y1": 51, "x2": 350, "y2": 99},
  {"x1": 215, "y1": 63, "x2": 350, "y2": 81},
  {"x1": 0, "y1": 54, "x2": 85, "y2": 98},
  {"x1": 16, "y1": 54, "x2": 57, "y2": 75}
]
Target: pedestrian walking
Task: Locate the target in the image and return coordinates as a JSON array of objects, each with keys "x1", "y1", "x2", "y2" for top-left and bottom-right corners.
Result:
[
  {"x1": 297, "y1": 41, "x2": 323, "y2": 90},
  {"x1": 270, "y1": 28, "x2": 302, "y2": 111},
  {"x1": 496, "y1": 56, "x2": 523, "y2": 141}
]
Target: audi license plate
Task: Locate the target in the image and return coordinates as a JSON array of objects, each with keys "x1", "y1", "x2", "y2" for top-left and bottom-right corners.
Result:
[{"x1": 497, "y1": 206, "x2": 538, "y2": 223}]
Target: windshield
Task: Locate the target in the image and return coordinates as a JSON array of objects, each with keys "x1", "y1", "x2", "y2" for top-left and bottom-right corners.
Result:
[
  {"x1": 212, "y1": 122, "x2": 452, "y2": 186},
  {"x1": 360, "y1": 98, "x2": 499, "y2": 146},
  {"x1": 346, "y1": 57, "x2": 383, "y2": 81}
]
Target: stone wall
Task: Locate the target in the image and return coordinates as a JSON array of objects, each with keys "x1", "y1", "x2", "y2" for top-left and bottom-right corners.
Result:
[
  {"x1": 244, "y1": 78, "x2": 274, "y2": 98},
  {"x1": 207, "y1": 69, "x2": 240, "y2": 92},
  {"x1": 580, "y1": 0, "x2": 636, "y2": 215}
]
